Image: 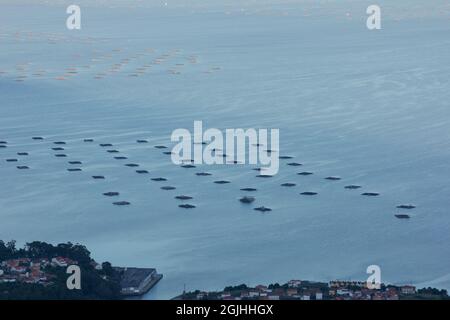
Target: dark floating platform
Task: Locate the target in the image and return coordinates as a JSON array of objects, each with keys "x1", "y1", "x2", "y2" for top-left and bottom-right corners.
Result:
[
  {"x1": 107, "y1": 150, "x2": 119, "y2": 153},
  {"x1": 67, "y1": 168, "x2": 82, "y2": 172},
  {"x1": 279, "y1": 156, "x2": 293, "y2": 159},
  {"x1": 100, "y1": 143, "x2": 113, "y2": 147},
  {"x1": 345, "y1": 185, "x2": 361, "y2": 189},
  {"x1": 32, "y1": 137, "x2": 44, "y2": 140},
  {"x1": 113, "y1": 201, "x2": 130, "y2": 206},
  {"x1": 214, "y1": 180, "x2": 230, "y2": 184},
  {"x1": 103, "y1": 192, "x2": 120, "y2": 197},
  {"x1": 68, "y1": 161, "x2": 82, "y2": 165},
  {"x1": 256, "y1": 174, "x2": 273, "y2": 178},
  {"x1": 137, "y1": 140, "x2": 148, "y2": 143},
  {"x1": 397, "y1": 204, "x2": 416, "y2": 209},
  {"x1": 154, "y1": 145, "x2": 167, "y2": 149},
  {"x1": 395, "y1": 214, "x2": 410, "y2": 219},
  {"x1": 240, "y1": 188, "x2": 257, "y2": 192},
  {"x1": 301, "y1": 192, "x2": 318, "y2": 196},
  {"x1": 6, "y1": 159, "x2": 18, "y2": 162},
  {"x1": 281, "y1": 183, "x2": 296, "y2": 187},
  {"x1": 52, "y1": 147, "x2": 65, "y2": 151},
  {"x1": 92, "y1": 175, "x2": 105, "y2": 179},
  {"x1": 54, "y1": 154, "x2": 67, "y2": 157},
  {"x1": 325, "y1": 176, "x2": 341, "y2": 181},
  {"x1": 179, "y1": 204, "x2": 196, "y2": 209},
  {"x1": 136, "y1": 170, "x2": 149, "y2": 174},
  {"x1": 196, "y1": 172, "x2": 212, "y2": 176},
  {"x1": 287, "y1": 162, "x2": 302, "y2": 167},
  {"x1": 161, "y1": 186, "x2": 176, "y2": 190},
  {"x1": 125, "y1": 163, "x2": 139, "y2": 167},
  {"x1": 362, "y1": 192, "x2": 380, "y2": 196},
  {"x1": 239, "y1": 196, "x2": 255, "y2": 204},
  {"x1": 152, "y1": 177, "x2": 167, "y2": 182},
  {"x1": 254, "y1": 206, "x2": 272, "y2": 212},
  {"x1": 114, "y1": 156, "x2": 128, "y2": 160},
  {"x1": 175, "y1": 195, "x2": 193, "y2": 200},
  {"x1": 181, "y1": 164, "x2": 196, "y2": 168},
  {"x1": 297, "y1": 172, "x2": 313, "y2": 176},
  {"x1": 17, "y1": 166, "x2": 29, "y2": 170},
  {"x1": 17, "y1": 152, "x2": 28, "y2": 156},
  {"x1": 84, "y1": 139, "x2": 94, "y2": 142},
  {"x1": 53, "y1": 141, "x2": 66, "y2": 145}
]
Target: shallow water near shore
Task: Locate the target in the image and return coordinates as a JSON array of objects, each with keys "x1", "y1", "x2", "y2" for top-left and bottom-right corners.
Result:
[{"x1": 1, "y1": 2, "x2": 450, "y2": 299}]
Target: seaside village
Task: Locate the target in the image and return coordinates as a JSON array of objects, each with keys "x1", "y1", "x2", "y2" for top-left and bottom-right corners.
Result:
[
  {"x1": 179, "y1": 280, "x2": 435, "y2": 301},
  {"x1": 0, "y1": 257, "x2": 81, "y2": 285}
]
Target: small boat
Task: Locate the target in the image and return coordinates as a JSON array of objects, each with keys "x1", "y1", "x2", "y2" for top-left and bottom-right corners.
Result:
[
  {"x1": 53, "y1": 141, "x2": 66, "y2": 145},
  {"x1": 154, "y1": 145, "x2": 167, "y2": 149},
  {"x1": 214, "y1": 180, "x2": 230, "y2": 184},
  {"x1": 107, "y1": 150, "x2": 119, "y2": 153},
  {"x1": 281, "y1": 183, "x2": 296, "y2": 187},
  {"x1": 113, "y1": 201, "x2": 130, "y2": 206},
  {"x1": 325, "y1": 176, "x2": 341, "y2": 181},
  {"x1": 125, "y1": 163, "x2": 139, "y2": 167},
  {"x1": 287, "y1": 162, "x2": 302, "y2": 167},
  {"x1": 239, "y1": 196, "x2": 255, "y2": 204},
  {"x1": 362, "y1": 192, "x2": 380, "y2": 196},
  {"x1": 300, "y1": 192, "x2": 318, "y2": 196},
  {"x1": 297, "y1": 172, "x2": 313, "y2": 176},
  {"x1": 99, "y1": 143, "x2": 113, "y2": 147},
  {"x1": 175, "y1": 195, "x2": 193, "y2": 200},
  {"x1": 345, "y1": 185, "x2": 361, "y2": 189},
  {"x1": 17, "y1": 166, "x2": 29, "y2": 170},
  {"x1": 240, "y1": 188, "x2": 257, "y2": 192},
  {"x1": 0, "y1": 145, "x2": 6, "y2": 148},
  {"x1": 32, "y1": 137, "x2": 44, "y2": 140},
  {"x1": 92, "y1": 175, "x2": 105, "y2": 179},
  {"x1": 152, "y1": 177, "x2": 167, "y2": 181},
  {"x1": 52, "y1": 147, "x2": 64, "y2": 151},
  {"x1": 181, "y1": 164, "x2": 196, "y2": 168},
  {"x1": 163, "y1": 151, "x2": 173, "y2": 155},
  {"x1": 396, "y1": 204, "x2": 416, "y2": 209},
  {"x1": 103, "y1": 192, "x2": 119, "y2": 197},
  {"x1": 68, "y1": 161, "x2": 82, "y2": 165},
  {"x1": 67, "y1": 168, "x2": 82, "y2": 172},
  {"x1": 179, "y1": 204, "x2": 196, "y2": 209},
  {"x1": 136, "y1": 139, "x2": 148, "y2": 143},
  {"x1": 136, "y1": 170, "x2": 149, "y2": 174},
  {"x1": 17, "y1": 152, "x2": 28, "y2": 156},
  {"x1": 83, "y1": 139, "x2": 94, "y2": 142},
  {"x1": 161, "y1": 186, "x2": 176, "y2": 190},
  {"x1": 114, "y1": 156, "x2": 128, "y2": 160},
  {"x1": 256, "y1": 175, "x2": 273, "y2": 178},
  {"x1": 6, "y1": 159, "x2": 18, "y2": 162},
  {"x1": 395, "y1": 214, "x2": 410, "y2": 219},
  {"x1": 196, "y1": 172, "x2": 212, "y2": 176},
  {"x1": 254, "y1": 206, "x2": 272, "y2": 212},
  {"x1": 0, "y1": 141, "x2": 7, "y2": 144},
  {"x1": 279, "y1": 156, "x2": 293, "y2": 159},
  {"x1": 54, "y1": 154, "x2": 67, "y2": 157}
]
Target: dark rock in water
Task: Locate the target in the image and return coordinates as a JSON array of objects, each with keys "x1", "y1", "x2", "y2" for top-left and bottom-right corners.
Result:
[
  {"x1": 17, "y1": 166, "x2": 29, "y2": 170},
  {"x1": 397, "y1": 204, "x2": 416, "y2": 209},
  {"x1": 113, "y1": 201, "x2": 130, "y2": 206},
  {"x1": 297, "y1": 172, "x2": 313, "y2": 176},
  {"x1": 301, "y1": 192, "x2": 318, "y2": 196},
  {"x1": 281, "y1": 183, "x2": 296, "y2": 187},
  {"x1": 345, "y1": 185, "x2": 361, "y2": 189},
  {"x1": 181, "y1": 164, "x2": 196, "y2": 168},
  {"x1": 84, "y1": 139, "x2": 94, "y2": 142},
  {"x1": 68, "y1": 161, "x2": 82, "y2": 165},
  {"x1": 239, "y1": 196, "x2": 255, "y2": 204},
  {"x1": 214, "y1": 180, "x2": 230, "y2": 184},
  {"x1": 240, "y1": 188, "x2": 257, "y2": 192},
  {"x1": 32, "y1": 137, "x2": 44, "y2": 140},
  {"x1": 175, "y1": 195, "x2": 193, "y2": 200},
  {"x1": 256, "y1": 174, "x2": 273, "y2": 178},
  {"x1": 325, "y1": 176, "x2": 341, "y2": 181},
  {"x1": 395, "y1": 214, "x2": 410, "y2": 219},
  {"x1": 114, "y1": 156, "x2": 128, "y2": 160},
  {"x1": 279, "y1": 156, "x2": 293, "y2": 159},
  {"x1": 179, "y1": 204, "x2": 196, "y2": 209},
  {"x1": 137, "y1": 140, "x2": 148, "y2": 143},
  {"x1": 100, "y1": 143, "x2": 113, "y2": 147},
  {"x1": 362, "y1": 192, "x2": 380, "y2": 196},
  {"x1": 54, "y1": 141, "x2": 66, "y2": 145},
  {"x1": 6, "y1": 159, "x2": 18, "y2": 162},
  {"x1": 107, "y1": 150, "x2": 119, "y2": 153},
  {"x1": 136, "y1": 170, "x2": 149, "y2": 174},
  {"x1": 103, "y1": 192, "x2": 119, "y2": 197},
  {"x1": 163, "y1": 151, "x2": 173, "y2": 155},
  {"x1": 161, "y1": 186, "x2": 176, "y2": 190},
  {"x1": 67, "y1": 168, "x2": 82, "y2": 172},
  {"x1": 17, "y1": 152, "x2": 28, "y2": 156},
  {"x1": 152, "y1": 177, "x2": 167, "y2": 182},
  {"x1": 287, "y1": 162, "x2": 302, "y2": 166},
  {"x1": 52, "y1": 147, "x2": 64, "y2": 151},
  {"x1": 254, "y1": 206, "x2": 272, "y2": 212},
  {"x1": 92, "y1": 175, "x2": 105, "y2": 179},
  {"x1": 196, "y1": 172, "x2": 212, "y2": 176},
  {"x1": 55, "y1": 154, "x2": 67, "y2": 157},
  {"x1": 125, "y1": 163, "x2": 139, "y2": 167},
  {"x1": 154, "y1": 145, "x2": 167, "y2": 149}
]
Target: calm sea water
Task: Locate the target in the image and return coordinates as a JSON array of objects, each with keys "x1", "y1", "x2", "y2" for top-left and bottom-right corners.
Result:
[{"x1": 1, "y1": 2, "x2": 450, "y2": 299}]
